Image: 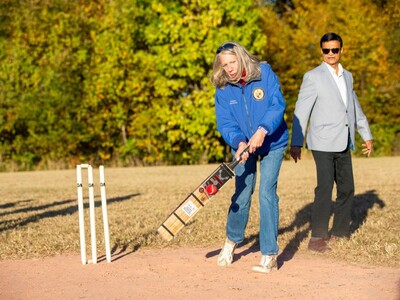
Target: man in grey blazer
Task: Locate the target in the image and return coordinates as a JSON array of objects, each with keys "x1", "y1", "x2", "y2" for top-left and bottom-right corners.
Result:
[{"x1": 290, "y1": 32, "x2": 374, "y2": 253}]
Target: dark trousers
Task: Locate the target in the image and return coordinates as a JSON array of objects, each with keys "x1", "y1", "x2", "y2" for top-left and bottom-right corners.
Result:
[{"x1": 311, "y1": 147, "x2": 354, "y2": 239}]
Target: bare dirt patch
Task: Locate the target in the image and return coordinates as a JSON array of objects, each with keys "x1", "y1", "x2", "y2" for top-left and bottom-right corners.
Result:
[{"x1": 1, "y1": 245, "x2": 399, "y2": 300}]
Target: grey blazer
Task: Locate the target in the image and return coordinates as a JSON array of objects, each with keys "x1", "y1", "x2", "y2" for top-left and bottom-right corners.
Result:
[{"x1": 291, "y1": 63, "x2": 373, "y2": 152}]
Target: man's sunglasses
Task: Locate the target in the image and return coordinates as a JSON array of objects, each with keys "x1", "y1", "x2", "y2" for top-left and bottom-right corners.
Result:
[
  {"x1": 216, "y1": 43, "x2": 235, "y2": 54},
  {"x1": 322, "y1": 48, "x2": 341, "y2": 55}
]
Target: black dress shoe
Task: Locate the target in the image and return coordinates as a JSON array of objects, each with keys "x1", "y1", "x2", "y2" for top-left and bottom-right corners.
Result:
[{"x1": 308, "y1": 238, "x2": 332, "y2": 253}]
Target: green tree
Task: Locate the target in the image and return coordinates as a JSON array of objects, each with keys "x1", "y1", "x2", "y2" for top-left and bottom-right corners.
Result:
[
  {"x1": 0, "y1": 0, "x2": 398, "y2": 171},
  {"x1": 0, "y1": 0, "x2": 102, "y2": 169},
  {"x1": 120, "y1": 0, "x2": 268, "y2": 164},
  {"x1": 261, "y1": 0, "x2": 398, "y2": 156}
]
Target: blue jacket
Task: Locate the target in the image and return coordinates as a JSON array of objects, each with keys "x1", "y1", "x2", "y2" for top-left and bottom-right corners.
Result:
[{"x1": 215, "y1": 63, "x2": 288, "y2": 155}]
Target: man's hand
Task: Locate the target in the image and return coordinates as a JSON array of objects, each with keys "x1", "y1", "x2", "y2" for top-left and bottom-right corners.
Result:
[
  {"x1": 362, "y1": 140, "x2": 374, "y2": 157},
  {"x1": 290, "y1": 146, "x2": 302, "y2": 163}
]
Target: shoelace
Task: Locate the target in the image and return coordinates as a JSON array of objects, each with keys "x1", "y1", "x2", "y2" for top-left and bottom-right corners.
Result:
[
  {"x1": 219, "y1": 243, "x2": 235, "y2": 260},
  {"x1": 260, "y1": 255, "x2": 273, "y2": 266}
]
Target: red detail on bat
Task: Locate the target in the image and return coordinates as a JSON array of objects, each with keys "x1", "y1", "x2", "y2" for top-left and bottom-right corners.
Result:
[
  {"x1": 205, "y1": 184, "x2": 218, "y2": 195},
  {"x1": 213, "y1": 175, "x2": 223, "y2": 185}
]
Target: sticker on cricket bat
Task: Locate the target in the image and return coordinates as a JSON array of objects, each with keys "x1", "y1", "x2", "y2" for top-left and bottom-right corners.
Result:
[{"x1": 182, "y1": 200, "x2": 198, "y2": 217}]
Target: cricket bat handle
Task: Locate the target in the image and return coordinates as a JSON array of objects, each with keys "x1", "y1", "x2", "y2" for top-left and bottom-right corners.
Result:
[{"x1": 228, "y1": 145, "x2": 250, "y2": 170}]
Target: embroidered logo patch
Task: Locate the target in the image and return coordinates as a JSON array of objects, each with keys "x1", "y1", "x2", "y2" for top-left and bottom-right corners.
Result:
[{"x1": 253, "y1": 88, "x2": 265, "y2": 101}]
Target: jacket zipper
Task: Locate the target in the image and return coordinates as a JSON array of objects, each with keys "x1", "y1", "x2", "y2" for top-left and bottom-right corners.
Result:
[{"x1": 242, "y1": 88, "x2": 254, "y2": 134}]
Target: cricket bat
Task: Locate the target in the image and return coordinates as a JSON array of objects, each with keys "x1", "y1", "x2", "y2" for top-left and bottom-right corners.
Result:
[{"x1": 157, "y1": 146, "x2": 249, "y2": 241}]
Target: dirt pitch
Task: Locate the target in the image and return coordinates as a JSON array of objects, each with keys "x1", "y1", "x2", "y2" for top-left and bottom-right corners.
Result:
[{"x1": 0, "y1": 244, "x2": 399, "y2": 299}]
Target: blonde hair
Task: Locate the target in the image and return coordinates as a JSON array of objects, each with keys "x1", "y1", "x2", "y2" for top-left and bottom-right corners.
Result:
[{"x1": 211, "y1": 41, "x2": 261, "y2": 88}]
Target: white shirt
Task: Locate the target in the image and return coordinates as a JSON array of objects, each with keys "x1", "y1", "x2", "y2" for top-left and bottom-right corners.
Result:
[{"x1": 324, "y1": 62, "x2": 348, "y2": 107}]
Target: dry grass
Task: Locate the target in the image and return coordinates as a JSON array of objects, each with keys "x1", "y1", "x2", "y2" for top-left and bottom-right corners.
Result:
[{"x1": 0, "y1": 156, "x2": 399, "y2": 267}]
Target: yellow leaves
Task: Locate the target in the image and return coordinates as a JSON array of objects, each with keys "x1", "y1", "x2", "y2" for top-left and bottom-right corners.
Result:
[
  {"x1": 151, "y1": 2, "x2": 167, "y2": 14},
  {"x1": 2, "y1": 0, "x2": 398, "y2": 168}
]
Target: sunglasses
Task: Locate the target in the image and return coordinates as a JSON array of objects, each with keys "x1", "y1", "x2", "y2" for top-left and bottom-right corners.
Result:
[
  {"x1": 216, "y1": 43, "x2": 235, "y2": 54},
  {"x1": 322, "y1": 48, "x2": 341, "y2": 55}
]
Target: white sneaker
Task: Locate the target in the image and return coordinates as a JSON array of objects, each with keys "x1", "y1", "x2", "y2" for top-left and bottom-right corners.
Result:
[
  {"x1": 217, "y1": 240, "x2": 236, "y2": 266},
  {"x1": 252, "y1": 255, "x2": 278, "y2": 273}
]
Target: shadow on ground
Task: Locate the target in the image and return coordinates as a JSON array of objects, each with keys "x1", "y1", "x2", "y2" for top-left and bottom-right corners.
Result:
[
  {"x1": 0, "y1": 194, "x2": 140, "y2": 233},
  {"x1": 1, "y1": 190, "x2": 385, "y2": 263},
  {"x1": 205, "y1": 189, "x2": 385, "y2": 268}
]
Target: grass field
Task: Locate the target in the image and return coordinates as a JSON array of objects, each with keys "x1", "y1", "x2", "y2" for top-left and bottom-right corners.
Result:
[{"x1": 0, "y1": 156, "x2": 399, "y2": 267}]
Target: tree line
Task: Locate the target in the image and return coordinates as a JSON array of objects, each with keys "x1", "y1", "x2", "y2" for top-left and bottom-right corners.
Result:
[{"x1": 0, "y1": 0, "x2": 399, "y2": 171}]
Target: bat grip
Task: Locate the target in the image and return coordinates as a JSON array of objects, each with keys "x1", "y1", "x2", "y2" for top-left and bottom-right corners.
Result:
[{"x1": 228, "y1": 145, "x2": 250, "y2": 170}]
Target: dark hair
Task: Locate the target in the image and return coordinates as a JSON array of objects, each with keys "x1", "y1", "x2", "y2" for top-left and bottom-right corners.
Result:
[{"x1": 320, "y1": 32, "x2": 343, "y2": 48}]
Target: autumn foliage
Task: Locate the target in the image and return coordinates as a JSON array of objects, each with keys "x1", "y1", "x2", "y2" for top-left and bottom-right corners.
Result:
[{"x1": 0, "y1": 0, "x2": 399, "y2": 170}]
